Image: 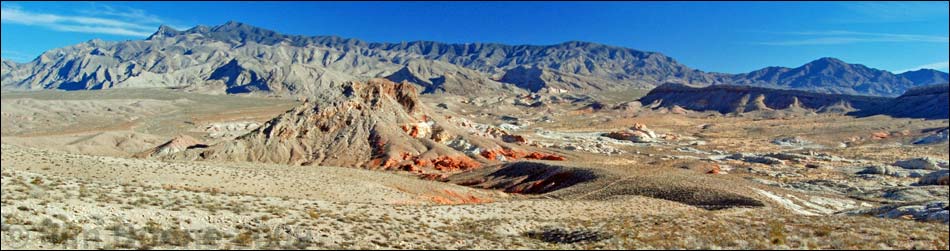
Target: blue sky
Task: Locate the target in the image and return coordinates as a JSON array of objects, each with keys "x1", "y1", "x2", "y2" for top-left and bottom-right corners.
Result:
[{"x1": 1, "y1": 1, "x2": 947, "y2": 74}]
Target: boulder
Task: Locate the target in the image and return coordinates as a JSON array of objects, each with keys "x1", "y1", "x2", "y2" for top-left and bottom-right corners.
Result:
[
  {"x1": 879, "y1": 201, "x2": 949, "y2": 224},
  {"x1": 857, "y1": 165, "x2": 926, "y2": 178},
  {"x1": 871, "y1": 132, "x2": 890, "y2": 139},
  {"x1": 857, "y1": 165, "x2": 890, "y2": 175},
  {"x1": 894, "y1": 157, "x2": 949, "y2": 170},
  {"x1": 913, "y1": 128, "x2": 949, "y2": 145},
  {"x1": 916, "y1": 170, "x2": 950, "y2": 186},
  {"x1": 603, "y1": 123, "x2": 658, "y2": 143}
]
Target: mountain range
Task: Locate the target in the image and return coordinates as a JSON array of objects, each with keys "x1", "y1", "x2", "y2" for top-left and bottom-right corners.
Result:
[{"x1": 1, "y1": 21, "x2": 947, "y2": 97}]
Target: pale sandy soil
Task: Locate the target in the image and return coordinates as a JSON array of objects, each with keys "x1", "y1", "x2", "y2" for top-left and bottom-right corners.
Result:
[{"x1": 1, "y1": 89, "x2": 948, "y2": 249}]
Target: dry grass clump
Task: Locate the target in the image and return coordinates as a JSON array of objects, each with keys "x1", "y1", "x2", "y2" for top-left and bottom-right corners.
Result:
[{"x1": 35, "y1": 218, "x2": 83, "y2": 245}]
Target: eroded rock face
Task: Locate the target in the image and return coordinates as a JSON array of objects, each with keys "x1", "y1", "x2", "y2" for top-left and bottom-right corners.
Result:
[
  {"x1": 448, "y1": 116, "x2": 530, "y2": 145},
  {"x1": 612, "y1": 101, "x2": 642, "y2": 113},
  {"x1": 205, "y1": 121, "x2": 262, "y2": 139},
  {"x1": 639, "y1": 83, "x2": 888, "y2": 114},
  {"x1": 134, "y1": 135, "x2": 206, "y2": 158},
  {"x1": 479, "y1": 148, "x2": 566, "y2": 162},
  {"x1": 162, "y1": 78, "x2": 551, "y2": 174},
  {"x1": 863, "y1": 201, "x2": 950, "y2": 224},
  {"x1": 852, "y1": 83, "x2": 949, "y2": 120},
  {"x1": 856, "y1": 165, "x2": 926, "y2": 179}
]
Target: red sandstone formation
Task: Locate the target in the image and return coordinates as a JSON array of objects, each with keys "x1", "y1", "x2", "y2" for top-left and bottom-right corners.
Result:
[
  {"x1": 525, "y1": 152, "x2": 567, "y2": 161},
  {"x1": 871, "y1": 132, "x2": 890, "y2": 139},
  {"x1": 429, "y1": 189, "x2": 492, "y2": 205},
  {"x1": 431, "y1": 155, "x2": 482, "y2": 171},
  {"x1": 707, "y1": 164, "x2": 721, "y2": 174},
  {"x1": 480, "y1": 148, "x2": 566, "y2": 161}
]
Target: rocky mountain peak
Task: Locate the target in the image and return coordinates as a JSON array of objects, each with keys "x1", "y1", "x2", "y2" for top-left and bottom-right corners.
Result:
[
  {"x1": 212, "y1": 20, "x2": 256, "y2": 32},
  {"x1": 801, "y1": 57, "x2": 856, "y2": 72},
  {"x1": 147, "y1": 25, "x2": 181, "y2": 40},
  {"x1": 5, "y1": 20, "x2": 948, "y2": 97},
  {"x1": 185, "y1": 25, "x2": 212, "y2": 33},
  {"x1": 811, "y1": 57, "x2": 847, "y2": 65},
  {"x1": 727, "y1": 57, "x2": 938, "y2": 96}
]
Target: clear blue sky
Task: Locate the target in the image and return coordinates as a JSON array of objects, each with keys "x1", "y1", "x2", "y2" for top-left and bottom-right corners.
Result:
[{"x1": 2, "y1": 1, "x2": 948, "y2": 73}]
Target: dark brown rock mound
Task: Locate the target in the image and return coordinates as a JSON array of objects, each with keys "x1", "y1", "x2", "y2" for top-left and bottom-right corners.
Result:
[
  {"x1": 446, "y1": 161, "x2": 600, "y2": 194},
  {"x1": 446, "y1": 161, "x2": 765, "y2": 210}
]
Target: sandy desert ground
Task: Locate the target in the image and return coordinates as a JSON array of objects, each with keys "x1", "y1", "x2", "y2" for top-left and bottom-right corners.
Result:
[{"x1": 1, "y1": 88, "x2": 948, "y2": 249}]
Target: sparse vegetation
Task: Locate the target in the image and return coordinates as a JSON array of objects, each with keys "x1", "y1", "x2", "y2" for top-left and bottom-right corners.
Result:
[{"x1": 1, "y1": 83, "x2": 948, "y2": 250}]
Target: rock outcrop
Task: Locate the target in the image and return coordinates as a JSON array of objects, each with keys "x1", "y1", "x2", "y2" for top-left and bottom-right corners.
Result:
[
  {"x1": 916, "y1": 170, "x2": 949, "y2": 186},
  {"x1": 383, "y1": 59, "x2": 513, "y2": 95},
  {"x1": 603, "y1": 123, "x2": 659, "y2": 143},
  {"x1": 134, "y1": 135, "x2": 207, "y2": 158},
  {"x1": 849, "y1": 201, "x2": 949, "y2": 224},
  {"x1": 163, "y1": 78, "x2": 560, "y2": 174},
  {"x1": 639, "y1": 83, "x2": 890, "y2": 115},
  {"x1": 639, "y1": 82, "x2": 948, "y2": 119},
  {"x1": 498, "y1": 66, "x2": 637, "y2": 93},
  {"x1": 893, "y1": 157, "x2": 949, "y2": 171},
  {"x1": 913, "y1": 128, "x2": 949, "y2": 145},
  {"x1": 850, "y1": 83, "x2": 949, "y2": 120},
  {"x1": 856, "y1": 165, "x2": 927, "y2": 179}
]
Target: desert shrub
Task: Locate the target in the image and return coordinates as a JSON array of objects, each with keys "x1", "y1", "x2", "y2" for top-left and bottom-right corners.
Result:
[
  {"x1": 161, "y1": 227, "x2": 194, "y2": 246},
  {"x1": 232, "y1": 231, "x2": 255, "y2": 247},
  {"x1": 38, "y1": 218, "x2": 83, "y2": 245},
  {"x1": 197, "y1": 228, "x2": 225, "y2": 246},
  {"x1": 813, "y1": 225, "x2": 834, "y2": 237},
  {"x1": 768, "y1": 221, "x2": 786, "y2": 246},
  {"x1": 307, "y1": 210, "x2": 321, "y2": 219}
]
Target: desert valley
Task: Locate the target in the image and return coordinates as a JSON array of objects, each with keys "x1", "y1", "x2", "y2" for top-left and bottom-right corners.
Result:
[{"x1": 1, "y1": 19, "x2": 948, "y2": 249}]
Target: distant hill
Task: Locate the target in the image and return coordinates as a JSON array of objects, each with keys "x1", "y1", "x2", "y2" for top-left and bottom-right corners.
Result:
[
  {"x1": 723, "y1": 58, "x2": 948, "y2": 97},
  {"x1": 639, "y1": 82, "x2": 949, "y2": 119},
  {"x1": 850, "y1": 83, "x2": 950, "y2": 120},
  {"x1": 898, "y1": 69, "x2": 950, "y2": 87},
  {"x1": 639, "y1": 83, "x2": 889, "y2": 114}
]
